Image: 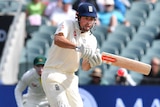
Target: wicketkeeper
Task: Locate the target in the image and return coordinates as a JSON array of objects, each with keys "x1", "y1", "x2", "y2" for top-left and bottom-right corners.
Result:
[{"x1": 14, "y1": 55, "x2": 49, "y2": 107}]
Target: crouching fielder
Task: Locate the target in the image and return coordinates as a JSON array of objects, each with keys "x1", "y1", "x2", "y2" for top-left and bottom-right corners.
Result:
[
  {"x1": 41, "y1": 2, "x2": 102, "y2": 107},
  {"x1": 14, "y1": 56, "x2": 49, "y2": 107}
]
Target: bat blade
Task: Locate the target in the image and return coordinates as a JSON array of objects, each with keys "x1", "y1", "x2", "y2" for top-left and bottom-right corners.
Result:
[{"x1": 101, "y1": 52, "x2": 151, "y2": 75}]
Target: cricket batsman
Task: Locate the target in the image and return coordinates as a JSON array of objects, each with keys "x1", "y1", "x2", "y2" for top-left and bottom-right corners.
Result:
[{"x1": 41, "y1": 2, "x2": 102, "y2": 107}]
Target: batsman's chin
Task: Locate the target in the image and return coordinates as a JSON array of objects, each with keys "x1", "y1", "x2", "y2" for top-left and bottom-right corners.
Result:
[
  {"x1": 86, "y1": 26, "x2": 92, "y2": 31},
  {"x1": 81, "y1": 27, "x2": 91, "y2": 32}
]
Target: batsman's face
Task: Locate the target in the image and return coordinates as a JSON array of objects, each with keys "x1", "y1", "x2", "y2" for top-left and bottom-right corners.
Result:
[
  {"x1": 79, "y1": 16, "x2": 96, "y2": 32},
  {"x1": 34, "y1": 64, "x2": 44, "y2": 76}
]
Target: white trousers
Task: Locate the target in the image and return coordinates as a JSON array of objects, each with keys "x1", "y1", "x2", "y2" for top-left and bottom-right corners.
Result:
[
  {"x1": 24, "y1": 103, "x2": 38, "y2": 107},
  {"x1": 23, "y1": 95, "x2": 49, "y2": 107},
  {"x1": 23, "y1": 100, "x2": 49, "y2": 107},
  {"x1": 41, "y1": 68, "x2": 83, "y2": 107}
]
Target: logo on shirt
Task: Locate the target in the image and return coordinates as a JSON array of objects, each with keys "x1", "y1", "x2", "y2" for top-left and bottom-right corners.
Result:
[
  {"x1": 58, "y1": 24, "x2": 64, "y2": 32},
  {"x1": 55, "y1": 84, "x2": 60, "y2": 90},
  {"x1": 32, "y1": 83, "x2": 38, "y2": 87},
  {"x1": 61, "y1": 24, "x2": 64, "y2": 29},
  {"x1": 74, "y1": 30, "x2": 77, "y2": 37}
]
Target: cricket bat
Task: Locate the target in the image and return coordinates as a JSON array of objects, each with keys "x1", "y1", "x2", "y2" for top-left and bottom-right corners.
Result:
[{"x1": 101, "y1": 52, "x2": 151, "y2": 75}]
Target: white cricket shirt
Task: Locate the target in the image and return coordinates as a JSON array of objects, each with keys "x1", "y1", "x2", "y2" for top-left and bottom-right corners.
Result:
[
  {"x1": 44, "y1": 20, "x2": 98, "y2": 73},
  {"x1": 14, "y1": 68, "x2": 47, "y2": 107}
]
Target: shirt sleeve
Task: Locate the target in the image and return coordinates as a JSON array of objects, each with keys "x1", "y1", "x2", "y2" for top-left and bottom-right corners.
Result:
[
  {"x1": 55, "y1": 20, "x2": 69, "y2": 38},
  {"x1": 14, "y1": 74, "x2": 28, "y2": 107}
]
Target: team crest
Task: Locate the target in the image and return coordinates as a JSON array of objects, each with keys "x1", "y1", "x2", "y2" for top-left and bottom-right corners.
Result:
[
  {"x1": 88, "y1": 6, "x2": 93, "y2": 12},
  {"x1": 74, "y1": 30, "x2": 77, "y2": 37},
  {"x1": 32, "y1": 83, "x2": 37, "y2": 87},
  {"x1": 39, "y1": 59, "x2": 43, "y2": 62}
]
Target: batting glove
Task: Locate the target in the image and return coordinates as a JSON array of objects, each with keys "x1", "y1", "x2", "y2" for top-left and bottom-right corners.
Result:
[
  {"x1": 89, "y1": 49, "x2": 102, "y2": 68},
  {"x1": 77, "y1": 44, "x2": 94, "y2": 59}
]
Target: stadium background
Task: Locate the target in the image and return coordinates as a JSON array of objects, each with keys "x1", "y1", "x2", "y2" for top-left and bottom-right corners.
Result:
[{"x1": 1, "y1": 0, "x2": 160, "y2": 107}]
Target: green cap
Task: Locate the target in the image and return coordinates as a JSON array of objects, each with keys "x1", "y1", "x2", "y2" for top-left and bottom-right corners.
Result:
[{"x1": 33, "y1": 55, "x2": 47, "y2": 65}]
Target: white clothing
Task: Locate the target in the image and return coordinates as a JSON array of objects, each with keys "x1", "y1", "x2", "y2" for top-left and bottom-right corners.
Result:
[
  {"x1": 28, "y1": 14, "x2": 42, "y2": 26},
  {"x1": 42, "y1": 20, "x2": 98, "y2": 107},
  {"x1": 50, "y1": 6, "x2": 76, "y2": 26},
  {"x1": 45, "y1": 20, "x2": 97, "y2": 73},
  {"x1": 42, "y1": 68, "x2": 83, "y2": 107},
  {"x1": 45, "y1": 1, "x2": 61, "y2": 17},
  {"x1": 14, "y1": 68, "x2": 48, "y2": 107},
  {"x1": 126, "y1": 74, "x2": 137, "y2": 86}
]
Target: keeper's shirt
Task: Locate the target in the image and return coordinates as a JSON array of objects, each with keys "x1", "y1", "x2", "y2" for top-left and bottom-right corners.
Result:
[{"x1": 14, "y1": 68, "x2": 47, "y2": 107}]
